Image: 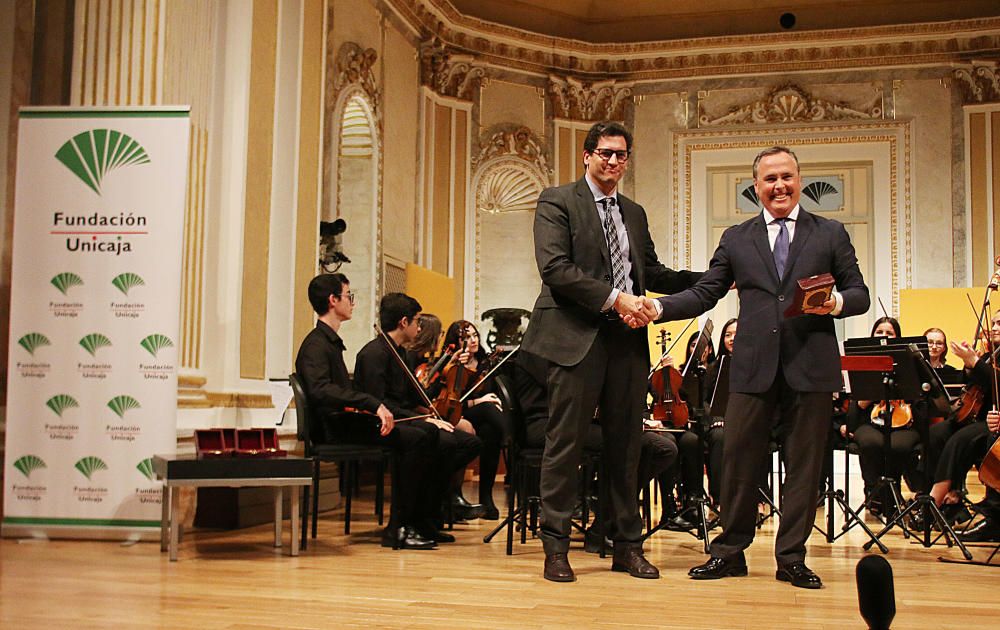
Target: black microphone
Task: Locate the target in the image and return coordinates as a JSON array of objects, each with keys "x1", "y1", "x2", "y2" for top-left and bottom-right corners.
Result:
[{"x1": 856, "y1": 555, "x2": 895, "y2": 630}]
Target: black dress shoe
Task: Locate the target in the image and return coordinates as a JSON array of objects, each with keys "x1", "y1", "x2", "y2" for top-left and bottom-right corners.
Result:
[
  {"x1": 417, "y1": 527, "x2": 456, "y2": 543},
  {"x1": 688, "y1": 554, "x2": 748, "y2": 580},
  {"x1": 544, "y1": 553, "x2": 575, "y2": 582},
  {"x1": 959, "y1": 519, "x2": 1000, "y2": 543},
  {"x1": 776, "y1": 562, "x2": 822, "y2": 589},
  {"x1": 479, "y1": 504, "x2": 500, "y2": 520},
  {"x1": 662, "y1": 512, "x2": 698, "y2": 532},
  {"x1": 381, "y1": 526, "x2": 437, "y2": 550},
  {"x1": 611, "y1": 547, "x2": 659, "y2": 579}
]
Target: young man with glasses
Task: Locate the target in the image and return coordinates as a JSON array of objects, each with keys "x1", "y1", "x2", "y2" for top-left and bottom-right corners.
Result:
[{"x1": 520, "y1": 120, "x2": 702, "y2": 582}]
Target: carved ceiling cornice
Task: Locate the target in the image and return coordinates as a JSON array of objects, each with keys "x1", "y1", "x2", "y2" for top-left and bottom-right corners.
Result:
[
  {"x1": 954, "y1": 63, "x2": 1000, "y2": 104},
  {"x1": 419, "y1": 40, "x2": 486, "y2": 100},
  {"x1": 547, "y1": 76, "x2": 633, "y2": 122},
  {"x1": 385, "y1": 0, "x2": 1000, "y2": 81},
  {"x1": 699, "y1": 84, "x2": 883, "y2": 127}
]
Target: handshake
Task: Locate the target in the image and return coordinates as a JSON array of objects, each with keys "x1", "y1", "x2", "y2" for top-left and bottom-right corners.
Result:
[{"x1": 614, "y1": 293, "x2": 659, "y2": 329}]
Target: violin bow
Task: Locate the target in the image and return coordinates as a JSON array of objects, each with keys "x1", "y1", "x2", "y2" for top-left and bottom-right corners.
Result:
[
  {"x1": 681, "y1": 317, "x2": 714, "y2": 379},
  {"x1": 648, "y1": 317, "x2": 696, "y2": 380},
  {"x1": 458, "y1": 345, "x2": 520, "y2": 404},
  {"x1": 373, "y1": 324, "x2": 445, "y2": 421}
]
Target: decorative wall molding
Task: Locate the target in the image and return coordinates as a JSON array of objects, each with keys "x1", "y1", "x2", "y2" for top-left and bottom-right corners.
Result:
[
  {"x1": 385, "y1": 1, "x2": 1000, "y2": 81},
  {"x1": 698, "y1": 84, "x2": 883, "y2": 127},
  {"x1": 954, "y1": 64, "x2": 1000, "y2": 104},
  {"x1": 332, "y1": 42, "x2": 380, "y2": 116},
  {"x1": 547, "y1": 75, "x2": 633, "y2": 121},
  {"x1": 419, "y1": 40, "x2": 485, "y2": 100},
  {"x1": 473, "y1": 124, "x2": 550, "y2": 177}
]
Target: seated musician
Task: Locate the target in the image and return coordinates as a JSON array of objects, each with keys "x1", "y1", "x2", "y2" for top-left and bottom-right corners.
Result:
[
  {"x1": 927, "y1": 311, "x2": 1000, "y2": 537},
  {"x1": 842, "y1": 316, "x2": 922, "y2": 517},
  {"x1": 353, "y1": 292, "x2": 482, "y2": 544},
  {"x1": 513, "y1": 349, "x2": 677, "y2": 550},
  {"x1": 442, "y1": 320, "x2": 512, "y2": 520},
  {"x1": 660, "y1": 331, "x2": 718, "y2": 527},
  {"x1": 295, "y1": 274, "x2": 446, "y2": 549},
  {"x1": 925, "y1": 327, "x2": 962, "y2": 384}
]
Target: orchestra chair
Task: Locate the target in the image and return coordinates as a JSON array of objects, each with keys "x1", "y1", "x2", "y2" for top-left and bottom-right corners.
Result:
[
  {"x1": 289, "y1": 373, "x2": 396, "y2": 549},
  {"x1": 484, "y1": 372, "x2": 543, "y2": 554}
]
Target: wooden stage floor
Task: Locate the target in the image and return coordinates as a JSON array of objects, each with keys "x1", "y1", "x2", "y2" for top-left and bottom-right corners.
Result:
[{"x1": 1, "y1": 490, "x2": 997, "y2": 629}]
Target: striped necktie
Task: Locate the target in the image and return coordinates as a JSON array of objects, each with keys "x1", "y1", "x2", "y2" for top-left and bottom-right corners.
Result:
[
  {"x1": 602, "y1": 198, "x2": 627, "y2": 292},
  {"x1": 773, "y1": 217, "x2": 790, "y2": 279}
]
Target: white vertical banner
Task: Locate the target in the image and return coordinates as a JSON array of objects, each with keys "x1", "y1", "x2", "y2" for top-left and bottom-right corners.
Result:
[{"x1": 3, "y1": 107, "x2": 189, "y2": 539}]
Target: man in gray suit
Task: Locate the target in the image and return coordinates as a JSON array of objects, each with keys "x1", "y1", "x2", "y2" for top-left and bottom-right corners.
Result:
[
  {"x1": 643, "y1": 146, "x2": 870, "y2": 588},
  {"x1": 521, "y1": 121, "x2": 701, "y2": 582}
]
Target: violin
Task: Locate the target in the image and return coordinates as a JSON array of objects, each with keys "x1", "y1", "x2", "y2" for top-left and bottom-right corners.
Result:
[
  {"x1": 649, "y1": 330, "x2": 689, "y2": 429},
  {"x1": 432, "y1": 322, "x2": 473, "y2": 425},
  {"x1": 417, "y1": 343, "x2": 456, "y2": 389},
  {"x1": 869, "y1": 399, "x2": 913, "y2": 429}
]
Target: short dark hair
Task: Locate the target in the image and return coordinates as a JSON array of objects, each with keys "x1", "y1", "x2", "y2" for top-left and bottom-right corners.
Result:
[
  {"x1": 752, "y1": 145, "x2": 799, "y2": 178},
  {"x1": 583, "y1": 121, "x2": 632, "y2": 154},
  {"x1": 307, "y1": 273, "x2": 349, "y2": 315},
  {"x1": 379, "y1": 292, "x2": 422, "y2": 332}
]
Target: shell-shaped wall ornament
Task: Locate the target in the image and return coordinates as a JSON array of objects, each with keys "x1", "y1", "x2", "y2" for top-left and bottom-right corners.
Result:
[
  {"x1": 802, "y1": 181, "x2": 838, "y2": 205},
  {"x1": 476, "y1": 159, "x2": 548, "y2": 215}
]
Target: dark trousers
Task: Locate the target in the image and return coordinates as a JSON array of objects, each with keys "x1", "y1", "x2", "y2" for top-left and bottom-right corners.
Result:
[
  {"x1": 539, "y1": 323, "x2": 648, "y2": 555},
  {"x1": 464, "y1": 401, "x2": 511, "y2": 506},
  {"x1": 709, "y1": 368, "x2": 830, "y2": 566},
  {"x1": 328, "y1": 414, "x2": 438, "y2": 531},
  {"x1": 934, "y1": 420, "x2": 990, "y2": 486},
  {"x1": 853, "y1": 424, "x2": 921, "y2": 493}
]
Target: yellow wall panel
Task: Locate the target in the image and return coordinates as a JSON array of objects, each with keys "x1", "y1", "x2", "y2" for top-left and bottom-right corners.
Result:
[
  {"x1": 406, "y1": 263, "x2": 456, "y2": 329},
  {"x1": 900, "y1": 287, "x2": 989, "y2": 368}
]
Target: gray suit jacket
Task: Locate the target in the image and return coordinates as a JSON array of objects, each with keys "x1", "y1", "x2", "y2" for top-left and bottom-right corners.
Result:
[
  {"x1": 657, "y1": 209, "x2": 869, "y2": 393},
  {"x1": 522, "y1": 177, "x2": 701, "y2": 367}
]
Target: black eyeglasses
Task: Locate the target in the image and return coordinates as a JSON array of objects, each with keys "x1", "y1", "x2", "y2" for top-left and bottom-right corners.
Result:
[
  {"x1": 336, "y1": 291, "x2": 356, "y2": 305},
  {"x1": 592, "y1": 148, "x2": 630, "y2": 162}
]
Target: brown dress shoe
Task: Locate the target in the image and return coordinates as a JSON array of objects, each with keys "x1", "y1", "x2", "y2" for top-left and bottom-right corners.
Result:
[
  {"x1": 611, "y1": 547, "x2": 660, "y2": 579},
  {"x1": 544, "y1": 553, "x2": 575, "y2": 582}
]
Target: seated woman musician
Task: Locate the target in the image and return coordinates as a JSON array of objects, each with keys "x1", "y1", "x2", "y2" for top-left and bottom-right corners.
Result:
[
  {"x1": 441, "y1": 320, "x2": 513, "y2": 520},
  {"x1": 927, "y1": 311, "x2": 1000, "y2": 519},
  {"x1": 656, "y1": 330, "x2": 717, "y2": 526},
  {"x1": 844, "y1": 316, "x2": 923, "y2": 517}
]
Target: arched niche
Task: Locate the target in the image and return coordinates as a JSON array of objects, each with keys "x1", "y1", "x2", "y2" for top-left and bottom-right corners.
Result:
[{"x1": 327, "y1": 89, "x2": 382, "y2": 369}]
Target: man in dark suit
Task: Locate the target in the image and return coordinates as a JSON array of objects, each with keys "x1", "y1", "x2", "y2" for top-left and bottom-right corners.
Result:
[
  {"x1": 643, "y1": 146, "x2": 870, "y2": 589},
  {"x1": 521, "y1": 120, "x2": 701, "y2": 582}
]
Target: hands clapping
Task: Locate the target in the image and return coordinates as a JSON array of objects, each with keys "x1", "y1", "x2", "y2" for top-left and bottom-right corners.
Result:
[{"x1": 614, "y1": 293, "x2": 658, "y2": 329}]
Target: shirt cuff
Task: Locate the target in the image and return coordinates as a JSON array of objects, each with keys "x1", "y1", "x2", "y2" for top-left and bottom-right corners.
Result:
[
  {"x1": 830, "y1": 290, "x2": 844, "y2": 316},
  {"x1": 652, "y1": 298, "x2": 663, "y2": 320},
  {"x1": 602, "y1": 289, "x2": 619, "y2": 313}
]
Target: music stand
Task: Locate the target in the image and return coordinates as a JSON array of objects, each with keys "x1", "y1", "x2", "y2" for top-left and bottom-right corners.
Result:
[{"x1": 869, "y1": 344, "x2": 973, "y2": 559}]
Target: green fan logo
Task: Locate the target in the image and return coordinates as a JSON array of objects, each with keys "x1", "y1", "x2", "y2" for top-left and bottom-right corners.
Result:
[
  {"x1": 136, "y1": 458, "x2": 155, "y2": 481},
  {"x1": 79, "y1": 332, "x2": 112, "y2": 356},
  {"x1": 112, "y1": 272, "x2": 145, "y2": 295},
  {"x1": 108, "y1": 395, "x2": 140, "y2": 418},
  {"x1": 140, "y1": 334, "x2": 174, "y2": 357},
  {"x1": 45, "y1": 394, "x2": 80, "y2": 417},
  {"x1": 51, "y1": 272, "x2": 84, "y2": 295},
  {"x1": 55, "y1": 129, "x2": 151, "y2": 195},
  {"x1": 74, "y1": 456, "x2": 108, "y2": 480},
  {"x1": 18, "y1": 332, "x2": 51, "y2": 355},
  {"x1": 14, "y1": 455, "x2": 47, "y2": 478}
]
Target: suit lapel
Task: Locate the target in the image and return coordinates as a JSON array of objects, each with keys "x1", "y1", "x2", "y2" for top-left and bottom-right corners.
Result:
[
  {"x1": 784, "y1": 209, "x2": 814, "y2": 282},
  {"x1": 574, "y1": 178, "x2": 610, "y2": 271},
  {"x1": 752, "y1": 214, "x2": 779, "y2": 286}
]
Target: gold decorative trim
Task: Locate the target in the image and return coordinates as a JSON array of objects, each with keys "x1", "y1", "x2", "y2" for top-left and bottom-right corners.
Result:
[
  {"x1": 204, "y1": 392, "x2": 275, "y2": 409},
  {"x1": 673, "y1": 122, "x2": 911, "y2": 313},
  {"x1": 386, "y1": 1, "x2": 1000, "y2": 81},
  {"x1": 698, "y1": 84, "x2": 884, "y2": 127}
]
